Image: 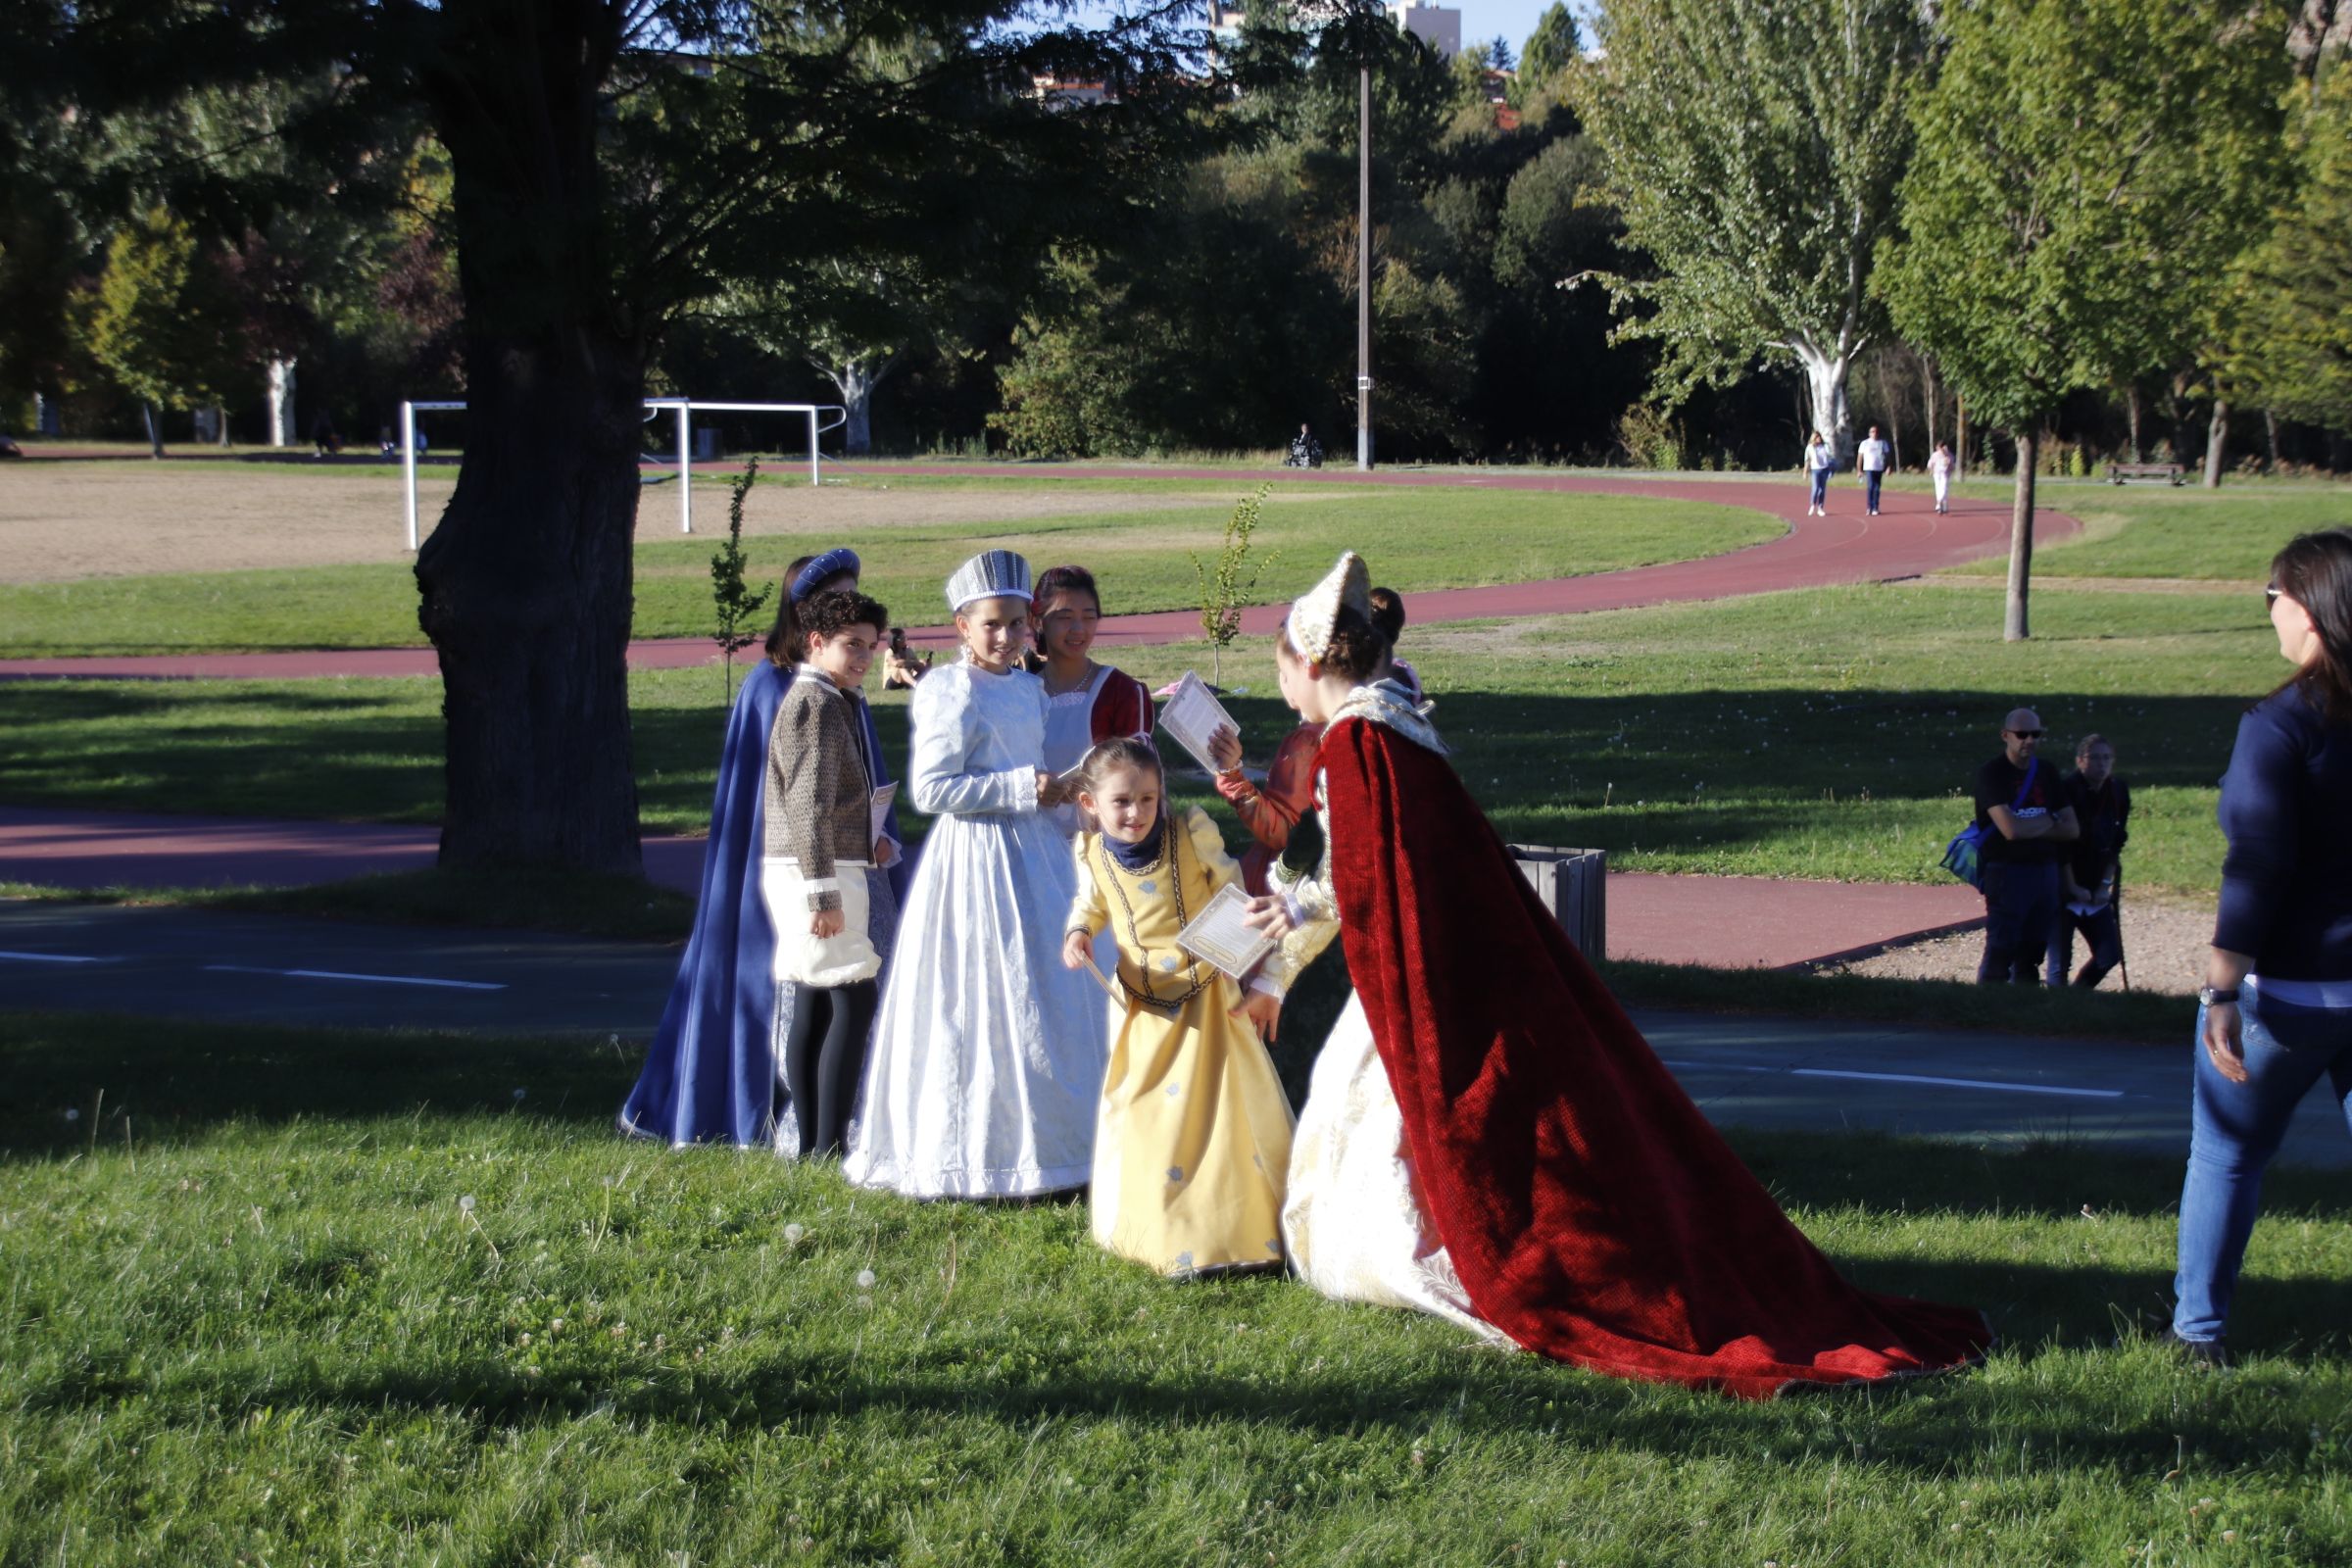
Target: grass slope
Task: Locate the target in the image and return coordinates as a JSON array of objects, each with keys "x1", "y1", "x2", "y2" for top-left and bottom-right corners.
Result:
[
  {"x1": 0, "y1": 486, "x2": 1778, "y2": 657},
  {"x1": 0, "y1": 581, "x2": 2279, "y2": 894},
  {"x1": 1940, "y1": 483, "x2": 2352, "y2": 582},
  {"x1": 2, "y1": 1013, "x2": 2348, "y2": 1565}
]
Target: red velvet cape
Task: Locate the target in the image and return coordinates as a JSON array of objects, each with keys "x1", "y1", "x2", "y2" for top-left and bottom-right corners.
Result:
[{"x1": 1319, "y1": 715, "x2": 1994, "y2": 1397}]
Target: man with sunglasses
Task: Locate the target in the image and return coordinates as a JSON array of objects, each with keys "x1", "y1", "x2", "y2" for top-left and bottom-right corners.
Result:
[{"x1": 1971, "y1": 708, "x2": 2080, "y2": 983}]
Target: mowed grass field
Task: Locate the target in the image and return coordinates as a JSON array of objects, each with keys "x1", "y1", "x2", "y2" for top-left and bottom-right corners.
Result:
[
  {"x1": 0, "y1": 469, "x2": 1782, "y2": 655},
  {"x1": 3, "y1": 1012, "x2": 2349, "y2": 1565},
  {"x1": 0, "y1": 580, "x2": 2281, "y2": 896},
  {"x1": 1939, "y1": 482, "x2": 2352, "y2": 581}
]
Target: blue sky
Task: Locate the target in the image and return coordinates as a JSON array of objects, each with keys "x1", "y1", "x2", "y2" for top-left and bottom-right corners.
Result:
[{"x1": 1062, "y1": 0, "x2": 1597, "y2": 68}]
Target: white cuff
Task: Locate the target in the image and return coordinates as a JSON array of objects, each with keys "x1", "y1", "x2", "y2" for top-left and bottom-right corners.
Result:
[{"x1": 1248, "y1": 974, "x2": 1284, "y2": 1001}]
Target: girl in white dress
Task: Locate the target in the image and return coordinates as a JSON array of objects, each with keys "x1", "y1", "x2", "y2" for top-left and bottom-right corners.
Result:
[{"x1": 843, "y1": 551, "x2": 1112, "y2": 1199}]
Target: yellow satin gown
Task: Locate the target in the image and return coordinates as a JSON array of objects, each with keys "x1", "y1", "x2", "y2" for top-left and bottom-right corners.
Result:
[{"x1": 1067, "y1": 808, "x2": 1298, "y2": 1277}]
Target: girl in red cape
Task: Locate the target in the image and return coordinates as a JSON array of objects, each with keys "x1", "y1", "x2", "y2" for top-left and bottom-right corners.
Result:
[{"x1": 1250, "y1": 552, "x2": 1994, "y2": 1397}]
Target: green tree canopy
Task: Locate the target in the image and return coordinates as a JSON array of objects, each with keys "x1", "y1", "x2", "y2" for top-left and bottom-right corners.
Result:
[
  {"x1": 80, "y1": 207, "x2": 240, "y2": 453},
  {"x1": 1573, "y1": 0, "x2": 1926, "y2": 458},
  {"x1": 1878, "y1": 0, "x2": 2287, "y2": 636},
  {"x1": 2229, "y1": 60, "x2": 2352, "y2": 433}
]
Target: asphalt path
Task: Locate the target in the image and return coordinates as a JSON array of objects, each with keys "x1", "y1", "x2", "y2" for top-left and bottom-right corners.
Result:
[{"x1": 6, "y1": 901, "x2": 2342, "y2": 1169}]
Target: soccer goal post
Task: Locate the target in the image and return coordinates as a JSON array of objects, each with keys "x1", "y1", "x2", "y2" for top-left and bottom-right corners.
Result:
[{"x1": 397, "y1": 397, "x2": 848, "y2": 551}]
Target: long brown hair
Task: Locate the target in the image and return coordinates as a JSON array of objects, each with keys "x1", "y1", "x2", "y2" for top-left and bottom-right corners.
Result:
[{"x1": 2268, "y1": 528, "x2": 2352, "y2": 724}]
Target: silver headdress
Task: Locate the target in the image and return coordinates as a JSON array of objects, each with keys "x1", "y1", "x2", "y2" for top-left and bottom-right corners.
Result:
[
  {"x1": 944, "y1": 549, "x2": 1034, "y2": 613},
  {"x1": 1288, "y1": 550, "x2": 1371, "y2": 665}
]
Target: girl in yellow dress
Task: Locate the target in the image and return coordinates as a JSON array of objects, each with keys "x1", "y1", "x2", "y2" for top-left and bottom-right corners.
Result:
[{"x1": 1061, "y1": 737, "x2": 1297, "y2": 1278}]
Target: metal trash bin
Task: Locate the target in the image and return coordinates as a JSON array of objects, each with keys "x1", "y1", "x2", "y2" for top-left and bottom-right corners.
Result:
[{"x1": 1509, "y1": 845, "x2": 1606, "y2": 956}]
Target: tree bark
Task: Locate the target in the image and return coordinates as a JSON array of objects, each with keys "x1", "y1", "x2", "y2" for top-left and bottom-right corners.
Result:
[
  {"x1": 213, "y1": 404, "x2": 230, "y2": 447},
  {"x1": 414, "y1": 0, "x2": 645, "y2": 875},
  {"x1": 2125, "y1": 383, "x2": 2142, "y2": 463},
  {"x1": 1795, "y1": 345, "x2": 1853, "y2": 461},
  {"x1": 2203, "y1": 397, "x2": 2230, "y2": 488},
  {"x1": 142, "y1": 401, "x2": 164, "y2": 459},
  {"x1": 1955, "y1": 393, "x2": 1968, "y2": 484},
  {"x1": 819, "y1": 355, "x2": 895, "y2": 456},
  {"x1": 267, "y1": 357, "x2": 298, "y2": 448},
  {"x1": 2006, "y1": 427, "x2": 2037, "y2": 642},
  {"x1": 2266, "y1": 408, "x2": 2281, "y2": 469}
]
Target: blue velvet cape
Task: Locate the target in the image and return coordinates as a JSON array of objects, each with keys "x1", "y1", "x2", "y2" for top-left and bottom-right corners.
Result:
[
  {"x1": 619, "y1": 662, "x2": 793, "y2": 1146},
  {"x1": 618, "y1": 663, "x2": 911, "y2": 1147}
]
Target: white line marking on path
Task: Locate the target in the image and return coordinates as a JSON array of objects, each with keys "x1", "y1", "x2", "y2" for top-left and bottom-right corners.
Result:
[
  {"x1": 1662, "y1": 1060, "x2": 2123, "y2": 1101},
  {"x1": 0, "y1": 950, "x2": 112, "y2": 964},
  {"x1": 204, "y1": 963, "x2": 506, "y2": 993}
]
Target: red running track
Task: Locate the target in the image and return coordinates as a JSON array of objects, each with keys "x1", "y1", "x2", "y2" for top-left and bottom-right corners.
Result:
[
  {"x1": 0, "y1": 805, "x2": 1982, "y2": 970},
  {"x1": 0, "y1": 466, "x2": 2067, "y2": 681}
]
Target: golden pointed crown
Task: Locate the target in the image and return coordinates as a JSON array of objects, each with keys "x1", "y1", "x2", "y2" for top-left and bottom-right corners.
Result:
[{"x1": 1289, "y1": 550, "x2": 1370, "y2": 665}]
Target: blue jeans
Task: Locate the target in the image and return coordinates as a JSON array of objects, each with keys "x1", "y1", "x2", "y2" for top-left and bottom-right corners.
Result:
[
  {"x1": 1809, "y1": 469, "x2": 1829, "y2": 506},
  {"x1": 2047, "y1": 901, "x2": 2124, "y2": 987},
  {"x1": 1977, "y1": 861, "x2": 2059, "y2": 983},
  {"x1": 1864, "y1": 469, "x2": 1885, "y2": 511},
  {"x1": 2173, "y1": 982, "x2": 2352, "y2": 1343}
]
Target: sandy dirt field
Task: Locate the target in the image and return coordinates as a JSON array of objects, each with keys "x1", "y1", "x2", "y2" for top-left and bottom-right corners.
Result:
[
  {"x1": 1809, "y1": 889, "x2": 2215, "y2": 997},
  {"x1": 0, "y1": 464, "x2": 1266, "y2": 584}
]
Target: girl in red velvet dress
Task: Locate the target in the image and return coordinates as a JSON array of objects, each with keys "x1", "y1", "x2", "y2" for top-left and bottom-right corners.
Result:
[{"x1": 1249, "y1": 552, "x2": 1993, "y2": 1397}]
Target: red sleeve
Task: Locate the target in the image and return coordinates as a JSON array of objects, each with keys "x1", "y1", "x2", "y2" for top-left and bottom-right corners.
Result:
[
  {"x1": 1221, "y1": 721, "x2": 1320, "y2": 851},
  {"x1": 1090, "y1": 669, "x2": 1153, "y2": 742}
]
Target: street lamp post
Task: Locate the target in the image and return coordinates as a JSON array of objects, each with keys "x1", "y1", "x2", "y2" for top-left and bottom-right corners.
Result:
[{"x1": 1357, "y1": 59, "x2": 1374, "y2": 471}]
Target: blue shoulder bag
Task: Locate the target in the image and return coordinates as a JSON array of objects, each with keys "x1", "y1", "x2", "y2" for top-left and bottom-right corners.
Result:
[{"x1": 1940, "y1": 758, "x2": 2038, "y2": 890}]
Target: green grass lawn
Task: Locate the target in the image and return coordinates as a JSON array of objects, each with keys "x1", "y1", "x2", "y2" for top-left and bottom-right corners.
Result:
[
  {"x1": 0, "y1": 484, "x2": 1780, "y2": 657},
  {"x1": 2, "y1": 1011, "x2": 2347, "y2": 1564},
  {"x1": 0, "y1": 580, "x2": 2279, "y2": 896},
  {"x1": 1939, "y1": 481, "x2": 2352, "y2": 582}
]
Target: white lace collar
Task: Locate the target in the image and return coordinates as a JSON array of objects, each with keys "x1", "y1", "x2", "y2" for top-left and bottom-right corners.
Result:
[{"x1": 1329, "y1": 677, "x2": 1446, "y2": 755}]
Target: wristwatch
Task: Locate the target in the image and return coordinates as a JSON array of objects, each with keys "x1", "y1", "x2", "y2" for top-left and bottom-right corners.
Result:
[{"x1": 2197, "y1": 986, "x2": 2240, "y2": 1007}]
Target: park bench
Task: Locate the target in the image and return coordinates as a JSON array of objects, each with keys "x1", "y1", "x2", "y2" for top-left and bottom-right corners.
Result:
[{"x1": 2107, "y1": 462, "x2": 2183, "y2": 485}]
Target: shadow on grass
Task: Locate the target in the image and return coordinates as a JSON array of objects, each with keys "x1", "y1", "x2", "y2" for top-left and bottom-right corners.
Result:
[{"x1": 30, "y1": 1287, "x2": 2346, "y2": 1473}]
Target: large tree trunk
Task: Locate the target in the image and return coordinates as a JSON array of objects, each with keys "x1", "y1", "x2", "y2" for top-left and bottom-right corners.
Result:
[
  {"x1": 820, "y1": 354, "x2": 895, "y2": 456},
  {"x1": 2204, "y1": 397, "x2": 2230, "y2": 488},
  {"x1": 2266, "y1": 408, "x2": 2282, "y2": 469},
  {"x1": 2125, "y1": 383, "x2": 2143, "y2": 463},
  {"x1": 1954, "y1": 393, "x2": 1968, "y2": 484},
  {"x1": 267, "y1": 358, "x2": 298, "y2": 448},
  {"x1": 1794, "y1": 344, "x2": 1853, "y2": 460},
  {"x1": 415, "y1": 0, "x2": 644, "y2": 875},
  {"x1": 142, "y1": 401, "x2": 164, "y2": 459},
  {"x1": 2006, "y1": 427, "x2": 2038, "y2": 642}
]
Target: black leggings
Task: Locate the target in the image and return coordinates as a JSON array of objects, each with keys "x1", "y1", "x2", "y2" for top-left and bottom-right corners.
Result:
[{"x1": 782, "y1": 979, "x2": 878, "y2": 1156}]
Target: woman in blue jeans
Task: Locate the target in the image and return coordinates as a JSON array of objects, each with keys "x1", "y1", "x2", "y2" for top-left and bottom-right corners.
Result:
[{"x1": 2174, "y1": 528, "x2": 2352, "y2": 1365}]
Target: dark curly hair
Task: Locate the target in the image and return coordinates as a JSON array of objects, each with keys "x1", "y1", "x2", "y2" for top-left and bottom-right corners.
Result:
[
  {"x1": 1367, "y1": 586, "x2": 1406, "y2": 643},
  {"x1": 2268, "y1": 528, "x2": 2352, "y2": 724},
  {"x1": 798, "y1": 589, "x2": 889, "y2": 649},
  {"x1": 1280, "y1": 605, "x2": 1391, "y2": 682}
]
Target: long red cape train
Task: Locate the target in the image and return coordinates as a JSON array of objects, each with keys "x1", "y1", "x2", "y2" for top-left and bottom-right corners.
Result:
[{"x1": 1320, "y1": 714, "x2": 1994, "y2": 1397}]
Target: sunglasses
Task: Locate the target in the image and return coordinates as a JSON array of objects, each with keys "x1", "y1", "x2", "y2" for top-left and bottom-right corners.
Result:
[
  {"x1": 2266, "y1": 585, "x2": 2283, "y2": 610},
  {"x1": 2005, "y1": 728, "x2": 2044, "y2": 739}
]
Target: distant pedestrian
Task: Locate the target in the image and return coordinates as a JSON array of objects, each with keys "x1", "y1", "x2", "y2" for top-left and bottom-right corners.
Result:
[
  {"x1": 2172, "y1": 528, "x2": 2352, "y2": 1367},
  {"x1": 1856, "y1": 425, "x2": 1890, "y2": 515},
  {"x1": 1804, "y1": 431, "x2": 1835, "y2": 516},
  {"x1": 311, "y1": 411, "x2": 341, "y2": 459},
  {"x1": 2047, "y1": 734, "x2": 2130, "y2": 988},
  {"x1": 1970, "y1": 707, "x2": 2078, "y2": 983},
  {"x1": 1929, "y1": 441, "x2": 1954, "y2": 514}
]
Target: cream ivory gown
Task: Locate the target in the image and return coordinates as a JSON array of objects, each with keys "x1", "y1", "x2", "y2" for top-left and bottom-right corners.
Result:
[
  {"x1": 1274, "y1": 680, "x2": 1513, "y2": 1346},
  {"x1": 842, "y1": 660, "x2": 1109, "y2": 1198}
]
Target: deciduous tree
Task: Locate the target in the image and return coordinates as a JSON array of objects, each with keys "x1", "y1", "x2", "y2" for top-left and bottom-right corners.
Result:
[
  {"x1": 1879, "y1": 0, "x2": 2286, "y2": 638},
  {"x1": 1573, "y1": 0, "x2": 1926, "y2": 458}
]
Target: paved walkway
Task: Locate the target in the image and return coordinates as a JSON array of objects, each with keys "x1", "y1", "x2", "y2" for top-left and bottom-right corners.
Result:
[
  {"x1": 0, "y1": 805, "x2": 1980, "y2": 969},
  {"x1": 7, "y1": 901, "x2": 2322, "y2": 1164},
  {"x1": 0, "y1": 466, "x2": 2072, "y2": 680}
]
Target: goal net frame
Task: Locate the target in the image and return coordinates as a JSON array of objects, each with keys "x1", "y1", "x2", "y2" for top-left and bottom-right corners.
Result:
[{"x1": 398, "y1": 397, "x2": 848, "y2": 551}]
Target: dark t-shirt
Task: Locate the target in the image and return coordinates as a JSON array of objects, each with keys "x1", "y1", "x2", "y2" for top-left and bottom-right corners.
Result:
[
  {"x1": 1972, "y1": 754, "x2": 2064, "y2": 864},
  {"x1": 2060, "y1": 772, "x2": 2131, "y2": 889}
]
